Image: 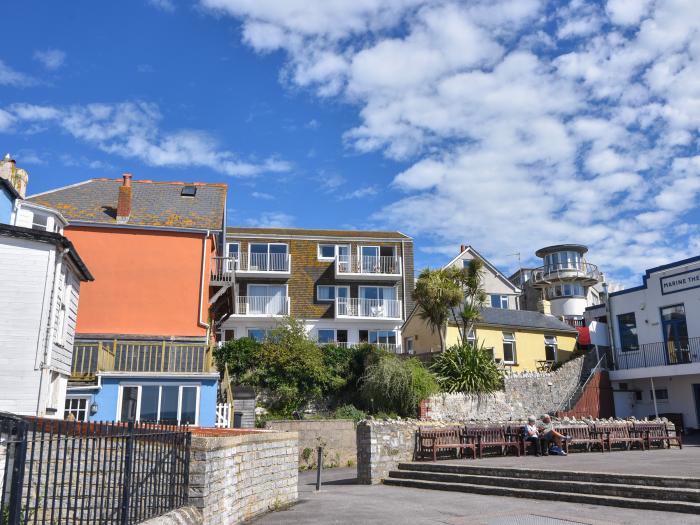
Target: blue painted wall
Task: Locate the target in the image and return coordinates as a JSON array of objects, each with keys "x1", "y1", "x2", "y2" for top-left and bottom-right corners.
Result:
[
  {"x1": 80, "y1": 375, "x2": 218, "y2": 427},
  {"x1": 0, "y1": 185, "x2": 15, "y2": 224}
]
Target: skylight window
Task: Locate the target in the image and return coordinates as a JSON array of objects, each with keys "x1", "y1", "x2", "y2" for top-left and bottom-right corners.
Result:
[{"x1": 181, "y1": 185, "x2": 197, "y2": 197}]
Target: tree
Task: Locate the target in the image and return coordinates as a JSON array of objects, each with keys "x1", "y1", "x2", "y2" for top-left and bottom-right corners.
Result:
[
  {"x1": 444, "y1": 258, "x2": 488, "y2": 344},
  {"x1": 412, "y1": 268, "x2": 463, "y2": 352},
  {"x1": 430, "y1": 343, "x2": 504, "y2": 394},
  {"x1": 213, "y1": 336, "x2": 261, "y2": 383}
]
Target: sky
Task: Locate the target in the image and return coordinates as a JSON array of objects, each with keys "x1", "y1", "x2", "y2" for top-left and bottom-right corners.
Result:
[{"x1": 2, "y1": 0, "x2": 700, "y2": 286}]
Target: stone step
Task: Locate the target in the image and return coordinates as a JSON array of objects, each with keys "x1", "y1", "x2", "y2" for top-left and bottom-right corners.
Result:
[
  {"x1": 397, "y1": 462, "x2": 700, "y2": 490},
  {"x1": 388, "y1": 469, "x2": 700, "y2": 503},
  {"x1": 382, "y1": 477, "x2": 700, "y2": 515}
]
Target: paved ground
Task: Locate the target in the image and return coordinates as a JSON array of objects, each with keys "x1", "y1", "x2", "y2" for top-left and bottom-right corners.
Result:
[{"x1": 253, "y1": 464, "x2": 700, "y2": 525}]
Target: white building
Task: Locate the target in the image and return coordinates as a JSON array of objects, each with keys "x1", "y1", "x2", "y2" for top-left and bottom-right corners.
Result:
[
  {"x1": 0, "y1": 165, "x2": 93, "y2": 418},
  {"x1": 588, "y1": 256, "x2": 700, "y2": 431}
]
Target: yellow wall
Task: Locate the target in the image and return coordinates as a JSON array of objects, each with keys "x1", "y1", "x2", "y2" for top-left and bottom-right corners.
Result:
[{"x1": 403, "y1": 313, "x2": 577, "y2": 372}]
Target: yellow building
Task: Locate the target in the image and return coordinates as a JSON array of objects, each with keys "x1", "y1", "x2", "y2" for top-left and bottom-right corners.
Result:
[{"x1": 403, "y1": 306, "x2": 579, "y2": 372}]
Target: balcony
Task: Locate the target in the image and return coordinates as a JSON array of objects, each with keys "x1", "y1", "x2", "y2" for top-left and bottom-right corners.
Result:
[
  {"x1": 615, "y1": 337, "x2": 700, "y2": 370},
  {"x1": 319, "y1": 341, "x2": 404, "y2": 354},
  {"x1": 211, "y1": 253, "x2": 291, "y2": 281},
  {"x1": 335, "y1": 297, "x2": 403, "y2": 320},
  {"x1": 531, "y1": 261, "x2": 601, "y2": 287},
  {"x1": 233, "y1": 295, "x2": 290, "y2": 317},
  {"x1": 71, "y1": 340, "x2": 214, "y2": 381},
  {"x1": 335, "y1": 254, "x2": 402, "y2": 280}
]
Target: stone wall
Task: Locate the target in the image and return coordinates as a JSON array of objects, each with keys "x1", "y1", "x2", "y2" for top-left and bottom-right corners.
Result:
[
  {"x1": 188, "y1": 429, "x2": 298, "y2": 525},
  {"x1": 265, "y1": 419, "x2": 356, "y2": 469},
  {"x1": 424, "y1": 355, "x2": 587, "y2": 421}
]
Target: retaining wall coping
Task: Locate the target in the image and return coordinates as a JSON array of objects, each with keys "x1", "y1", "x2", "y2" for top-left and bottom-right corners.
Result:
[{"x1": 191, "y1": 430, "x2": 299, "y2": 452}]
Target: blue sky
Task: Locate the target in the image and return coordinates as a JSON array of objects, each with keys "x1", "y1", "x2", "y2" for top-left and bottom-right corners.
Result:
[{"x1": 2, "y1": 0, "x2": 700, "y2": 286}]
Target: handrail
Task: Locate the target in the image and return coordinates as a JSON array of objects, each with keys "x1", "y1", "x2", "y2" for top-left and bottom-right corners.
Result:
[
  {"x1": 615, "y1": 337, "x2": 700, "y2": 370},
  {"x1": 235, "y1": 295, "x2": 290, "y2": 316},
  {"x1": 555, "y1": 355, "x2": 605, "y2": 414},
  {"x1": 335, "y1": 297, "x2": 403, "y2": 319},
  {"x1": 531, "y1": 262, "x2": 601, "y2": 284},
  {"x1": 336, "y1": 254, "x2": 402, "y2": 275}
]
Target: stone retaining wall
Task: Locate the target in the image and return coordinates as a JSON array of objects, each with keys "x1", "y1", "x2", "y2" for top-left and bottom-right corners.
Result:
[
  {"x1": 139, "y1": 507, "x2": 203, "y2": 525},
  {"x1": 265, "y1": 419, "x2": 356, "y2": 469},
  {"x1": 424, "y1": 355, "x2": 587, "y2": 421},
  {"x1": 188, "y1": 429, "x2": 298, "y2": 524}
]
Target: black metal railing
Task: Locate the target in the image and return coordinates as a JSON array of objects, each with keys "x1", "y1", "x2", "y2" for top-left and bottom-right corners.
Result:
[
  {"x1": 0, "y1": 413, "x2": 190, "y2": 525},
  {"x1": 615, "y1": 337, "x2": 700, "y2": 370}
]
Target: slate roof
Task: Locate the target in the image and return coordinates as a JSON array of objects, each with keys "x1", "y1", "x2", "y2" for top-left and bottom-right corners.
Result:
[
  {"x1": 28, "y1": 179, "x2": 227, "y2": 231},
  {"x1": 0, "y1": 223, "x2": 93, "y2": 281},
  {"x1": 471, "y1": 307, "x2": 578, "y2": 333},
  {"x1": 227, "y1": 227, "x2": 411, "y2": 239}
]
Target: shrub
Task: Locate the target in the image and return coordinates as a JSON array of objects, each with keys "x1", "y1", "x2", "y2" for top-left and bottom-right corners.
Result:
[
  {"x1": 213, "y1": 336, "x2": 261, "y2": 382},
  {"x1": 359, "y1": 355, "x2": 439, "y2": 417},
  {"x1": 430, "y1": 343, "x2": 504, "y2": 394},
  {"x1": 333, "y1": 404, "x2": 367, "y2": 421}
]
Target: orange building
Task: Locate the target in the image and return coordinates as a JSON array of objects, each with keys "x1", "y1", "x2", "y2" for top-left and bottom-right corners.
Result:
[{"x1": 29, "y1": 175, "x2": 229, "y2": 427}]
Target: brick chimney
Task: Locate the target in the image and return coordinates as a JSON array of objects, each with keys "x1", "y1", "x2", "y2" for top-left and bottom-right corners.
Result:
[
  {"x1": 116, "y1": 173, "x2": 133, "y2": 223},
  {"x1": 0, "y1": 154, "x2": 29, "y2": 198},
  {"x1": 460, "y1": 244, "x2": 468, "y2": 253}
]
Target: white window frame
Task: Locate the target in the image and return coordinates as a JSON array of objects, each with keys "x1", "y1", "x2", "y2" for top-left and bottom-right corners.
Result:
[
  {"x1": 404, "y1": 337, "x2": 414, "y2": 355},
  {"x1": 544, "y1": 335, "x2": 558, "y2": 362},
  {"x1": 317, "y1": 328, "x2": 337, "y2": 344},
  {"x1": 358, "y1": 285, "x2": 397, "y2": 300},
  {"x1": 116, "y1": 383, "x2": 201, "y2": 426},
  {"x1": 31, "y1": 211, "x2": 50, "y2": 231},
  {"x1": 247, "y1": 327, "x2": 273, "y2": 342},
  {"x1": 64, "y1": 396, "x2": 90, "y2": 422},
  {"x1": 317, "y1": 285, "x2": 349, "y2": 302},
  {"x1": 248, "y1": 242, "x2": 289, "y2": 270},
  {"x1": 502, "y1": 332, "x2": 517, "y2": 364}
]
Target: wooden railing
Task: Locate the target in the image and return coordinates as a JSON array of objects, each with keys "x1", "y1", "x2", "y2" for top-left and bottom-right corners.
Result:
[{"x1": 71, "y1": 340, "x2": 214, "y2": 379}]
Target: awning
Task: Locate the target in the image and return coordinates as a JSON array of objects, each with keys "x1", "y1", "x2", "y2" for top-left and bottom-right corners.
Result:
[{"x1": 576, "y1": 326, "x2": 591, "y2": 345}]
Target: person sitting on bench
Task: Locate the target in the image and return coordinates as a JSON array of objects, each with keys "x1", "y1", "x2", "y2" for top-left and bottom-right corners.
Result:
[
  {"x1": 525, "y1": 415, "x2": 542, "y2": 456},
  {"x1": 538, "y1": 415, "x2": 572, "y2": 455}
]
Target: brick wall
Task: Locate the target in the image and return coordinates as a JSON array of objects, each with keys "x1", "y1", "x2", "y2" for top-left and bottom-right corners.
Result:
[
  {"x1": 188, "y1": 430, "x2": 298, "y2": 524},
  {"x1": 265, "y1": 419, "x2": 357, "y2": 468}
]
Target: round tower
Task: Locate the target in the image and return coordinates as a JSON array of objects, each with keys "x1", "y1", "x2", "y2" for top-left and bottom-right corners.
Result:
[{"x1": 530, "y1": 244, "x2": 602, "y2": 321}]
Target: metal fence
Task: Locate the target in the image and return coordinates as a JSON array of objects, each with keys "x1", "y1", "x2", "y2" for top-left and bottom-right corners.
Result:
[
  {"x1": 615, "y1": 337, "x2": 700, "y2": 370},
  {"x1": 0, "y1": 413, "x2": 190, "y2": 525}
]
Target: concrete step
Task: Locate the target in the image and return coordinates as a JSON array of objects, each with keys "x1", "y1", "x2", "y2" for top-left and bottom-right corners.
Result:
[
  {"x1": 397, "y1": 462, "x2": 700, "y2": 490},
  {"x1": 382, "y1": 477, "x2": 700, "y2": 515},
  {"x1": 388, "y1": 469, "x2": 700, "y2": 503}
]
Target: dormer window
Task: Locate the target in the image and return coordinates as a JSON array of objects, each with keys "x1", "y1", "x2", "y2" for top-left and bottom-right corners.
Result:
[
  {"x1": 32, "y1": 212, "x2": 49, "y2": 231},
  {"x1": 181, "y1": 185, "x2": 197, "y2": 197}
]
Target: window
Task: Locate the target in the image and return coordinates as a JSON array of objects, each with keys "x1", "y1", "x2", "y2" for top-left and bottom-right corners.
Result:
[
  {"x1": 247, "y1": 284, "x2": 287, "y2": 315},
  {"x1": 651, "y1": 388, "x2": 669, "y2": 401},
  {"x1": 227, "y1": 243, "x2": 240, "y2": 270},
  {"x1": 248, "y1": 328, "x2": 273, "y2": 342},
  {"x1": 318, "y1": 329, "x2": 336, "y2": 344},
  {"x1": 360, "y1": 330, "x2": 397, "y2": 349},
  {"x1": 118, "y1": 385, "x2": 199, "y2": 425},
  {"x1": 619, "y1": 383, "x2": 628, "y2": 391},
  {"x1": 31, "y1": 212, "x2": 49, "y2": 231},
  {"x1": 318, "y1": 244, "x2": 349, "y2": 261},
  {"x1": 64, "y1": 398, "x2": 89, "y2": 422},
  {"x1": 502, "y1": 332, "x2": 516, "y2": 364},
  {"x1": 249, "y1": 243, "x2": 288, "y2": 271},
  {"x1": 405, "y1": 337, "x2": 414, "y2": 355},
  {"x1": 544, "y1": 335, "x2": 557, "y2": 362},
  {"x1": 181, "y1": 185, "x2": 197, "y2": 197},
  {"x1": 617, "y1": 313, "x2": 639, "y2": 352},
  {"x1": 467, "y1": 328, "x2": 476, "y2": 344},
  {"x1": 634, "y1": 390, "x2": 643, "y2": 401},
  {"x1": 490, "y1": 295, "x2": 509, "y2": 309},
  {"x1": 317, "y1": 285, "x2": 336, "y2": 301}
]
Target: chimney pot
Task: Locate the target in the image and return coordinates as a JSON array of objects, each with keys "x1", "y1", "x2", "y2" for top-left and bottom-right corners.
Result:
[
  {"x1": 460, "y1": 244, "x2": 468, "y2": 253},
  {"x1": 122, "y1": 172, "x2": 132, "y2": 187}
]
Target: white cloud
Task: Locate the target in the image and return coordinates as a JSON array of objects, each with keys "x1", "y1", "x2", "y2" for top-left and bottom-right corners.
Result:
[
  {"x1": 338, "y1": 186, "x2": 377, "y2": 200},
  {"x1": 245, "y1": 211, "x2": 294, "y2": 228},
  {"x1": 251, "y1": 191, "x2": 274, "y2": 200},
  {"x1": 4, "y1": 101, "x2": 291, "y2": 177},
  {"x1": 33, "y1": 49, "x2": 66, "y2": 70},
  {"x1": 0, "y1": 60, "x2": 35, "y2": 87},
  {"x1": 148, "y1": 0, "x2": 175, "y2": 12},
  {"x1": 202, "y1": 0, "x2": 700, "y2": 278}
]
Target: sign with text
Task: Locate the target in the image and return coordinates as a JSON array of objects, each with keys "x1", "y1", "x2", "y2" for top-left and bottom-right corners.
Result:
[{"x1": 660, "y1": 268, "x2": 700, "y2": 295}]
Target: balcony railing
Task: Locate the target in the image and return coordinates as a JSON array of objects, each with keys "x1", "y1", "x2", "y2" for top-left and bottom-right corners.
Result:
[
  {"x1": 236, "y1": 295, "x2": 290, "y2": 316},
  {"x1": 335, "y1": 254, "x2": 402, "y2": 278},
  {"x1": 211, "y1": 253, "x2": 291, "y2": 279},
  {"x1": 615, "y1": 337, "x2": 700, "y2": 370},
  {"x1": 335, "y1": 297, "x2": 403, "y2": 320},
  {"x1": 211, "y1": 256, "x2": 236, "y2": 283},
  {"x1": 531, "y1": 261, "x2": 601, "y2": 285},
  {"x1": 71, "y1": 340, "x2": 213, "y2": 380},
  {"x1": 318, "y1": 341, "x2": 403, "y2": 353}
]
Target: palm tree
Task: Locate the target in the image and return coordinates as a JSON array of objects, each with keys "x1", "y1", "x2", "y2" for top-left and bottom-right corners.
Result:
[
  {"x1": 444, "y1": 259, "x2": 487, "y2": 343},
  {"x1": 412, "y1": 268, "x2": 463, "y2": 352}
]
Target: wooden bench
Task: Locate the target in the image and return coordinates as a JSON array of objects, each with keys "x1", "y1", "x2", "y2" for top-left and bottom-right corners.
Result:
[
  {"x1": 633, "y1": 422, "x2": 682, "y2": 450},
  {"x1": 559, "y1": 425, "x2": 605, "y2": 453},
  {"x1": 466, "y1": 425, "x2": 520, "y2": 458},
  {"x1": 595, "y1": 423, "x2": 645, "y2": 451},
  {"x1": 416, "y1": 427, "x2": 477, "y2": 461}
]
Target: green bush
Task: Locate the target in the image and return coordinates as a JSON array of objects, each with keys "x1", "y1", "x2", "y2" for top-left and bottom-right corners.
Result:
[
  {"x1": 359, "y1": 355, "x2": 439, "y2": 417},
  {"x1": 333, "y1": 404, "x2": 367, "y2": 421},
  {"x1": 430, "y1": 343, "x2": 504, "y2": 394},
  {"x1": 213, "y1": 337, "x2": 261, "y2": 382}
]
